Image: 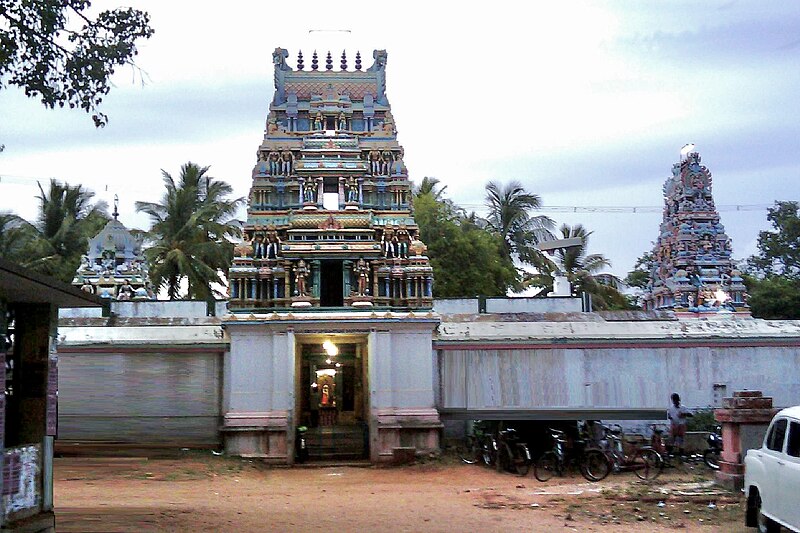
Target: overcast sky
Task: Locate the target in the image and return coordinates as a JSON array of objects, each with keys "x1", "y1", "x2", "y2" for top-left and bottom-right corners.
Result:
[{"x1": 1, "y1": 1, "x2": 798, "y2": 278}]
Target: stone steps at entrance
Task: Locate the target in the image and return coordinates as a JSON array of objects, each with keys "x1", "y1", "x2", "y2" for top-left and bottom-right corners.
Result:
[{"x1": 303, "y1": 424, "x2": 368, "y2": 461}]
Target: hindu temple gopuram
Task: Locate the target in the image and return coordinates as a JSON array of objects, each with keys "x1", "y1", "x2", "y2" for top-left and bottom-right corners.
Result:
[
  {"x1": 227, "y1": 48, "x2": 432, "y2": 310},
  {"x1": 221, "y1": 48, "x2": 441, "y2": 464},
  {"x1": 72, "y1": 198, "x2": 153, "y2": 300},
  {"x1": 643, "y1": 148, "x2": 748, "y2": 314}
]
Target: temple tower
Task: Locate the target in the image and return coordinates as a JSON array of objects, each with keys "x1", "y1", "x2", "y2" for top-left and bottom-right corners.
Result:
[
  {"x1": 228, "y1": 47, "x2": 432, "y2": 310},
  {"x1": 222, "y1": 48, "x2": 440, "y2": 464},
  {"x1": 72, "y1": 197, "x2": 153, "y2": 301},
  {"x1": 644, "y1": 148, "x2": 748, "y2": 314}
]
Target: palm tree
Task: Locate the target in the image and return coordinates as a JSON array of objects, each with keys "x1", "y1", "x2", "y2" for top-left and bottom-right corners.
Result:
[
  {"x1": 484, "y1": 180, "x2": 555, "y2": 266},
  {"x1": 0, "y1": 212, "x2": 36, "y2": 264},
  {"x1": 553, "y1": 223, "x2": 631, "y2": 309},
  {"x1": 554, "y1": 223, "x2": 610, "y2": 278},
  {"x1": 136, "y1": 162, "x2": 243, "y2": 300},
  {"x1": 26, "y1": 180, "x2": 108, "y2": 281},
  {"x1": 413, "y1": 176, "x2": 447, "y2": 201}
]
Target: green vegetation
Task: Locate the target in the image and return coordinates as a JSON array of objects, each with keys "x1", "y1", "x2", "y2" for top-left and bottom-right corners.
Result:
[
  {"x1": 0, "y1": 180, "x2": 108, "y2": 283},
  {"x1": 412, "y1": 178, "x2": 629, "y2": 304},
  {"x1": 414, "y1": 192, "x2": 517, "y2": 297},
  {"x1": 746, "y1": 201, "x2": 800, "y2": 319},
  {"x1": 136, "y1": 162, "x2": 243, "y2": 300},
  {"x1": 0, "y1": 0, "x2": 154, "y2": 127}
]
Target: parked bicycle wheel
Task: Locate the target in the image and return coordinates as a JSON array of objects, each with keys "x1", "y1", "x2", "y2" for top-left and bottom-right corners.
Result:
[
  {"x1": 633, "y1": 448, "x2": 663, "y2": 480},
  {"x1": 703, "y1": 449, "x2": 720, "y2": 470},
  {"x1": 534, "y1": 451, "x2": 559, "y2": 482},
  {"x1": 580, "y1": 449, "x2": 611, "y2": 482},
  {"x1": 512, "y1": 443, "x2": 531, "y2": 476},
  {"x1": 457, "y1": 435, "x2": 480, "y2": 464},
  {"x1": 483, "y1": 436, "x2": 498, "y2": 466}
]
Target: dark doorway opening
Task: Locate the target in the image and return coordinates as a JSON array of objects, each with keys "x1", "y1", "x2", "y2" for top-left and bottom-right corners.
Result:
[
  {"x1": 320, "y1": 260, "x2": 343, "y2": 307},
  {"x1": 297, "y1": 340, "x2": 369, "y2": 461}
]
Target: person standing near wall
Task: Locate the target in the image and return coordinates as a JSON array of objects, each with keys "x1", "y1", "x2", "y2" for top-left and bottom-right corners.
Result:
[{"x1": 667, "y1": 392, "x2": 693, "y2": 456}]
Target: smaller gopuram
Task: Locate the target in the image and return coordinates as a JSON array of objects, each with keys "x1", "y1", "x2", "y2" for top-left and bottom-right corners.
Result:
[
  {"x1": 72, "y1": 198, "x2": 153, "y2": 300},
  {"x1": 644, "y1": 147, "x2": 748, "y2": 314}
]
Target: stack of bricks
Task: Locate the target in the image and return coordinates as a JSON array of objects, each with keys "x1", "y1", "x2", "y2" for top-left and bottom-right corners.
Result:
[{"x1": 714, "y1": 390, "x2": 778, "y2": 490}]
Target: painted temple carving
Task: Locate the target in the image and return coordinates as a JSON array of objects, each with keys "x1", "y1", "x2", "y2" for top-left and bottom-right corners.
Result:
[
  {"x1": 72, "y1": 198, "x2": 154, "y2": 300},
  {"x1": 229, "y1": 48, "x2": 433, "y2": 309},
  {"x1": 643, "y1": 149, "x2": 748, "y2": 314}
]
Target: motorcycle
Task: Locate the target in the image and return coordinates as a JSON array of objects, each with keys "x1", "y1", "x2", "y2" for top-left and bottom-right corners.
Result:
[{"x1": 703, "y1": 426, "x2": 722, "y2": 470}]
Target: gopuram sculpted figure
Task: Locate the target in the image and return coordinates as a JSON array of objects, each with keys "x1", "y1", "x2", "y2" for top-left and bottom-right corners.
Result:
[
  {"x1": 303, "y1": 180, "x2": 317, "y2": 203},
  {"x1": 268, "y1": 151, "x2": 281, "y2": 175},
  {"x1": 347, "y1": 177, "x2": 359, "y2": 203},
  {"x1": 281, "y1": 151, "x2": 293, "y2": 175},
  {"x1": 266, "y1": 230, "x2": 281, "y2": 259},
  {"x1": 397, "y1": 226, "x2": 411, "y2": 258},
  {"x1": 381, "y1": 151, "x2": 393, "y2": 175},
  {"x1": 382, "y1": 228, "x2": 396, "y2": 258},
  {"x1": 355, "y1": 257, "x2": 370, "y2": 296},
  {"x1": 338, "y1": 112, "x2": 347, "y2": 131},
  {"x1": 369, "y1": 150, "x2": 382, "y2": 175},
  {"x1": 252, "y1": 229, "x2": 265, "y2": 259},
  {"x1": 294, "y1": 259, "x2": 309, "y2": 296}
]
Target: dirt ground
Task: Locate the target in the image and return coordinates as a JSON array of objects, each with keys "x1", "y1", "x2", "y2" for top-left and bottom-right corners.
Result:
[{"x1": 54, "y1": 453, "x2": 749, "y2": 532}]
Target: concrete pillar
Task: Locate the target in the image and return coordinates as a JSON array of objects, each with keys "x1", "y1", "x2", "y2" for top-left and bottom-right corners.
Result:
[{"x1": 714, "y1": 390, "x2": 778, "y2": 490}]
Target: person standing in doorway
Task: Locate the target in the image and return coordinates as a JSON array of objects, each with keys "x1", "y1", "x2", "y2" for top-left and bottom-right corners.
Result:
[{"x1": 667, "y1": 393, "x2": 693, "y2": 457}]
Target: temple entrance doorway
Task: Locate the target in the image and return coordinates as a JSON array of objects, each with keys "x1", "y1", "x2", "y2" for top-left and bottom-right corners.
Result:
[
  {"x1": 296, "y1": 336, "x2": 369, "y2": 461},
  {"x1": 320, "y1": 260, "x2": 344, "y2": 307}
]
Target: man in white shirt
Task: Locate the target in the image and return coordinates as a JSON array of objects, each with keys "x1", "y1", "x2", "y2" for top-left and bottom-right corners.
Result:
[{"x1": 667, "y1": 392, "x2": 693, "y2": 456}]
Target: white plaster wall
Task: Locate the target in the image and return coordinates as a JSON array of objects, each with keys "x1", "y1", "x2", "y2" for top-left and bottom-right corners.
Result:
[
  {"x1": 60, "y1": 300, "x2": 228, "y2": 319},
  {"x1": 369, "y1": 327, "x2": 436, "y2": 410},
  {"x1": 433, "y1": 299, "x2": 478, "y2": 315},
  {"x1": 225, "y1": 327, "x2": 294, "y2": 413},
  {"x1": 440, "y1": 345, "x2": 800, "y2": 411},
  {"x1": 485, "y1": 297, "x2": 583, "y2": 314}
]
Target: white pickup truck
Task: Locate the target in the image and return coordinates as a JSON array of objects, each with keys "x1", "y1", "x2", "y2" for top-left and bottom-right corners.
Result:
[{"x1": 744, "y1": 405, "x2": 800, "y2": 532}]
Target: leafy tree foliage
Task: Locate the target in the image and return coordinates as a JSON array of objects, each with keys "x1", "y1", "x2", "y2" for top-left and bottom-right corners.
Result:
[
  {"x1": 24, "y1": 180, "x2": 108, "y2": 281},
  {"x1": 0, "y1": 211, "x2": 36, "y2": 264},
  {"x1": 748, "y1": 201, "x2": 800, "y2": 279},
  {"x1": 745, "y1": 201, "x2": 800, "y2": 318},
  {"x1": 0, "y1": 0, "x2": 154, "y2": 126},
  {"x1": 0, "y1": 181, "x2": 107, "y2": 282},
  {"x1": 625, "y1": 251, "x2": 655, "y2": 289},
  {"x1": 136, "y1": 163, "x2": 243, "y2": 300},
  {"x1": 413, "y1": 193, "x2": 516, "y2": 297},
  {"x1": 745, "y1": 275, "x2": 800, "y2": 319}
]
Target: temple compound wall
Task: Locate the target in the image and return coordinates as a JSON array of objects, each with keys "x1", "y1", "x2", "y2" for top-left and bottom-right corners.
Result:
[{"x1": 57, "y1": 301, "x2": 800, "y2": 464}]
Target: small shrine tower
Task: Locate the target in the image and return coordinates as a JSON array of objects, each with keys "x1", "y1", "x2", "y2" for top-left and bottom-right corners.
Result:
[
  {"x1": 644, "y1": 147, "x2": 748, "y2": 314},
  {"x1": 228, "y1": 48, "x2": 433, "y2": 310},
  {"x1": 222, "y1": 49, "x2": 441, "y2": 465},
  {"x1": 72, "y1": 197, "x2": 153, "y2": 300}
]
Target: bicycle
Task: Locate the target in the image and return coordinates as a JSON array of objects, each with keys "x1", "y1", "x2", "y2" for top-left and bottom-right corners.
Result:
[
  {"x1": 494, "y1": 427, "x2": 531, "y2": 476},
  {"x1": 534, "y1": 428, "x2": 611, "y2": 482},
  {"x1": 456, "y1": 421, "x2": 497, "y2": 466},
  {"x1": 650, "y1": 423, "x2": 720, "y2": 470},
  {"x1": 602, "y1": 423, "x2": 663, "y2": 480}
]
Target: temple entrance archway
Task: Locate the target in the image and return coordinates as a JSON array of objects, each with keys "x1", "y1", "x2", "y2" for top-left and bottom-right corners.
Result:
[{"x1": 295, "y1": 334, "x2": 369, "y2": 461}]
